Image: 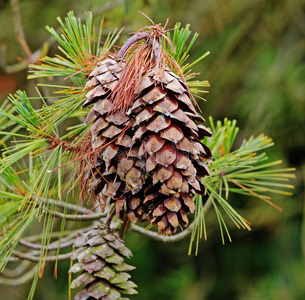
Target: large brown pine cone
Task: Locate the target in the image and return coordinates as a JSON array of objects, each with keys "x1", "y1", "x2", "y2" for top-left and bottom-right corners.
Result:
[
  {"x1": 129, "y1": 67, "x2": 212, "y2": 234},
  {"x1": 82, "y1": 55, "x2": 212, "y2": 235},
  {"x1": 70, "y1": 224, "x2": 137, "y2": 300},
  {"x1": 82, "y1": 56, "x2": 149, "y2": 222}
]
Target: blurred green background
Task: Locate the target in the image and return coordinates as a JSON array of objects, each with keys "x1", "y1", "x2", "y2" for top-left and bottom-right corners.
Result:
[{"x1": 0, "y1": 0, "x2": 304, "y2": 299}]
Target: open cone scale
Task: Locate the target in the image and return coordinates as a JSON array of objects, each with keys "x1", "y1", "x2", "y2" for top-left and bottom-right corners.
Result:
[
  {"x1": 129, "y1": 67, "x2": 212, "y2": 234},
  {"x1": 82, "y1": 57, "x2": 149, "y2": 223},
  {"x1": 81, "y1": 27, "x2": 212, "y2": 234}
]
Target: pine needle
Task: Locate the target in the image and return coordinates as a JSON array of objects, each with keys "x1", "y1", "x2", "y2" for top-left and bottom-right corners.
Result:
[{"x1": 189, "y1": 117, "x2": 295, "y2": 254}]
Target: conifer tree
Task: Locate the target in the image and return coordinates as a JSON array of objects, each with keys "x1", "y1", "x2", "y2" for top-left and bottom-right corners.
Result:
[{"x1": 0, "y1": 12, "x2": 295, "y2": 299}]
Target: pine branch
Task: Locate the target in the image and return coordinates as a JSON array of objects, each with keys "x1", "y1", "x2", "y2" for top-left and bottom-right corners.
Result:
[
  {"x1": 131, "y1": 222, "x2": 194, "y2": 242},
  {"x1": 29, "y1": 11, "x2": 122, "y2": 82},
  {"x1": 130, "y1": 199, "x2": 213, "y2": 242},
  {"x1": 2, "y1": 1, "x2": 128, "y2": 74},
  {"x1": 0, "y1": 261, "x2": 31, "y2": 278},
  {"x1": 16, "y1": 226, "x2": 92, "y2": 251},
  {"x1": 0, "y1": 265, "x2": 37, "y2": 286},
  {"x1": 18, "y1": 238, "x2": 75, "y2": 251},
  {"x1": 40, "y1": 198, "x2": 90, "y2": 214},
  {"x1": 165, "y1": 22, "x2": 210, "y2": 98},
  {"x1": 0, "y1": 10, "x2": 296, "y2": 300},
  {"x1": 10, "y1": 0, "x2": 32, "y2": 59},
  {"x1": 10, "y1": 249, "x2": 81, "y2": 263},
  {"x1": 44, "y1": 208, "x2": 107, "y2": 221},
  {"x1": 188, "y1": 117, "x2": 295, "y2": 253}
]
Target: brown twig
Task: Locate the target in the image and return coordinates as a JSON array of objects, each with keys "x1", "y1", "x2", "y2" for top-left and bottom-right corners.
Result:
[
  {"x1": 0, "y1": 261, "x2": 31, "y2": 278},
  {"x1": 40, "y1": 196, "x2": 108, "y2": 221},
  {"x1": 10, "y1": 0, "x2": 32, "y2": 59},
  {"x1": 116, "y1": 32, "x2": 150, "y2": 59},
  {"x1": 10, "y1": 249, "x2": 81, "y2": 263},
  {"x1": 41, "y1": 198, "x2": 91, "y2": 214},
  {"x1": 44, "y1": 208, "x2": 107, "y2": 221},
  {"x1": 130, "y1": 222, "x2": 195, "y2": 242},
  {"x1": 19, "y1": 238, "x2": 75, "y2": 251},
  {"x1": 0, "y1": 265, "x2": 37, "y2": 286},
  {"x1": 2, "y1": 0, "x2": 130, "y2": 74},
  {"x1": 130, "y1": 199, "x2": 212, "y2": 242},
  {"x1": 0, "y1": 45, "x2": 27, "y2": 73},
  {"x1": 17, "y1": 226, "x2": 92, "y2": 251}
]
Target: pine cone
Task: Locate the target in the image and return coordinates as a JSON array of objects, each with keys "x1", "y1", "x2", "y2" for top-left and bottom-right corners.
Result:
[
  {"x1": 82, "y1": 56, "x2": 149, "y2": 222},
  {"x1": 129, "y1": 67, "x2": 212, "y2": 234},
  {"x1": 81, "y1": 32, "x2": 212, "y2": 234},
  {"x1": 70, "y1": 224, "x2": 137, "y2": 300}
]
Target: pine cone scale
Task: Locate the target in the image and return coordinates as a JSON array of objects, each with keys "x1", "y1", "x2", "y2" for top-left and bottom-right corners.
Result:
[
  {"x1": 71, "y1": 225, "x2": 137, "y2": 300},
  {"x1": 80, "y1": 28, "x2": 212, "y2": 233},
  {"x1": 81, "y1": 56, "x2": 149, "y2": 221},
  {"x1": 126, "y1": 67, "x2": 211, "y2": 234}
]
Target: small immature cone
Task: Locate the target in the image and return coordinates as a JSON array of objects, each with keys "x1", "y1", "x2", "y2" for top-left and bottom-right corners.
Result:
[
  {"x1": 70, "y1": 224, "x2": 137, "y2": 300},
  {"x1": 82, "y1": 57, "x2": 149, "y2": 222},
  {"x1": 130, "y1": 67, "x2": 212, "y2": 234}
]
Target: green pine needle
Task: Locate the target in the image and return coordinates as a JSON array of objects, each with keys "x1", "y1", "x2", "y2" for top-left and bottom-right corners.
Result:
[
  {"x1": 188, "y1": 117, "x2": 295, "y2": 254},
  {"x1": 0, "y1": 12, "x2": 296, "y2": 299},
  {"x1": 29, "y1": 11, "x2": 122, "y2": 84},
  {"x1": 165, "y1": 22, "x2": 210, "y2": 99}
]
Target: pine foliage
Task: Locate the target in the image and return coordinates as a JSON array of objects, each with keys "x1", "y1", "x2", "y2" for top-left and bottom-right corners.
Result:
[{"x1": 0, "y1": 11, "x2": 295, "y2": 300}]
